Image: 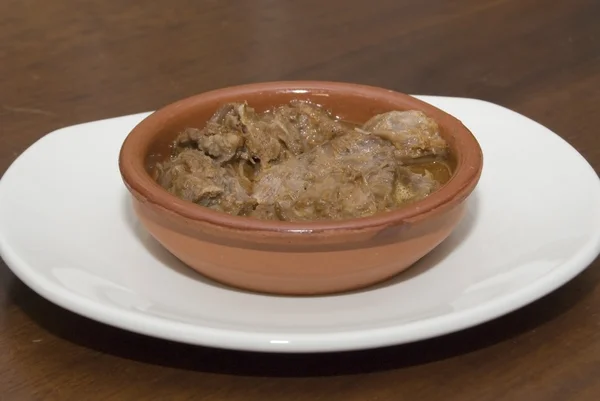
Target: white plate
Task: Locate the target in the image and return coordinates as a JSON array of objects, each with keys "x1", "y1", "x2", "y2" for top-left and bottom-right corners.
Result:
[{"x1": 1, "y1": 96, "x2": 599, "y2": 353}]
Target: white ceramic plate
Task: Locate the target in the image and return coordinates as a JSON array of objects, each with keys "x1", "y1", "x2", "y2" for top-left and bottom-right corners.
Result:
[{"x1": 1, "y1": 96, "x2": 599, "y2": 353}]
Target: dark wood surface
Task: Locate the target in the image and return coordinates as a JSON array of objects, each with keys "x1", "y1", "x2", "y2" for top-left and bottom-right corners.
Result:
[{"x1": 1, "y1": 0, "x2": 599, "y2": 399}]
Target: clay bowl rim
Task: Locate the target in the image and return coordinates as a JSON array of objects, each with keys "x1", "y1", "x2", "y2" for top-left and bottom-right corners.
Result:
[{"x1": 119, "y1": 81, "x2": 483, "y2": 234}]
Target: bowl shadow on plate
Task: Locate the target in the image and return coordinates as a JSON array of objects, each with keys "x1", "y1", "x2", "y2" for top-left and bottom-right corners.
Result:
[{"x1": 8, "y1": 188, "x2": 598, "y2": 377}]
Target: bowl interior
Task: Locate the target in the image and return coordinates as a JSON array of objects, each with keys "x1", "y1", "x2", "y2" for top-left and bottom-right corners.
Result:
[{"x1": 120, "y1": 81, "x2": 482, "y2": 232}]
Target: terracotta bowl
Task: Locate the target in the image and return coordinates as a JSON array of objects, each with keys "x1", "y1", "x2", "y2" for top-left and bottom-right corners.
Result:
[{"x1": 119, "y1": 81, "x2": 483, "y2": 295}]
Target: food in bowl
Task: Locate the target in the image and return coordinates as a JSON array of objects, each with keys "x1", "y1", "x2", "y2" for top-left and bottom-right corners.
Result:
[
  {"x1": 154, "y1": 100, "x2": 452, "y2": 221},
  {"x1": 119, "y1": 81, "x2": 482, "y2": 295}
]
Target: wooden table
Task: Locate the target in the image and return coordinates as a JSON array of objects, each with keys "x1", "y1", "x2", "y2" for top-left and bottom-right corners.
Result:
[{"x1": 1, "y1": 0, "x2": 599, "y2": 399}]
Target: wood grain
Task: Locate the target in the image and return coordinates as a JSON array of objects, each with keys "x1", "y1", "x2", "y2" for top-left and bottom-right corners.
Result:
[{"x1": 1, "y1": 0, "x2": 599, "y2": 399}]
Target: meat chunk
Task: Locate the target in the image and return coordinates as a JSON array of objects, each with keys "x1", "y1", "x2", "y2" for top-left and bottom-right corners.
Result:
[
  {"x1": 177, "y1": 128, "x2": 243, "y2": 163},
  {"x1": 266, "y1": 100, "x2": 351, "y2": 155},
  {"x1": 175, "y1": 103, "x2": 285, "y2": 166},
  {"x1": 174, "y1": 104, "x2": 245, "y2": 163},
  {"x1": 394, "y1": 166, "x2": 440, "y2": 204},
  {"x1": 252, "y1": 130, "x2": 437, "y2": 221},
  {"x1": 235, "y1": 103, "x2": 286, "y2": 167},
  {"x1": 362, "y1": 110, "x2": 448, "y2": 161},
  {"x1": 155, "y1": 149, "x2": 256, "y2": 215}
]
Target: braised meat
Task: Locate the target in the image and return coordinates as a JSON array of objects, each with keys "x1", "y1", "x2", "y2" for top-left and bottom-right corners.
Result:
[
  {"x1": 154, "y1": 101, "x2": 451, "y2": 221},
  {"x1": 362, "y1": 110, "x2": 447, "y2": 161},
  {"x1": 154, "y1": 149, "x2": 256, "y2": 216}
]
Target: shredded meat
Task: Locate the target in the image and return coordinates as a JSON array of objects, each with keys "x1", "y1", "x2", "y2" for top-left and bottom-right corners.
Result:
[
  {"x1": 154, "y1": 101, "x2": 450, "y2": 221},
  {"x1": 268, "y1": 100, "x2": 351, "y2": 154},
  {"x1": 155, "y1": 149, "x2": 256, "y2": 216},
  {"x1": 362, "y1": 110, "x2": 447, "y2": 161}
]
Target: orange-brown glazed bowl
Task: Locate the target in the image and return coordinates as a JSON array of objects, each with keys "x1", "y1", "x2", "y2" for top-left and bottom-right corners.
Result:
[{"x1": 119, "y1": 81, "x2": 483, "y2": 295}]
